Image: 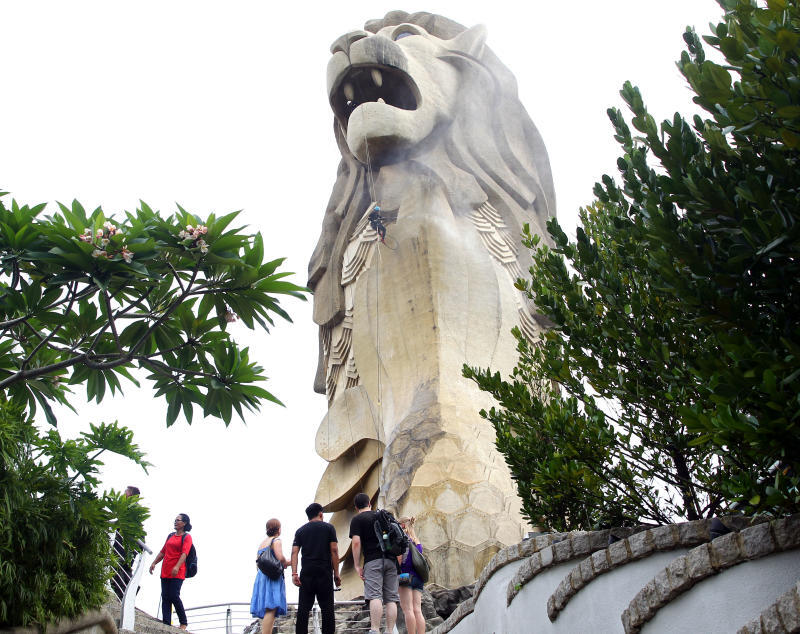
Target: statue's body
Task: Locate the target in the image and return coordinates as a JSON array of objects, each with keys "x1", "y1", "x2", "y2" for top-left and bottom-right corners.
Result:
[{"x1": 308, "y1": 11, "x2": 556, "y2": 594}]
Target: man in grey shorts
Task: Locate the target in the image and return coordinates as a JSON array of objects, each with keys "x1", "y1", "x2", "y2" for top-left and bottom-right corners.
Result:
[{"x1": 349, "y1": 493, "x2": 399, "y2": 634}]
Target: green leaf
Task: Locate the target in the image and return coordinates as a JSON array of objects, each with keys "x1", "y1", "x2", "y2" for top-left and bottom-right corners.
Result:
[
  {"x1": 776, "y1": 106, "x2": 800, "y2": 118},
  {"x1": 776, "y1": 28, "x2": 799, "y2": 52},
  {"x1": 781, "y1": 129, "x2": 800, "y2": 148},
  {"x1": 719, "y1": 36, "x2": 746, "y2": 60}
]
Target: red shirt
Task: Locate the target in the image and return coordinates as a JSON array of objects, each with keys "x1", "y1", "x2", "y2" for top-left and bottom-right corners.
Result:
[{"x1": 159, "y1": 532, "x2": 193, "y2": 579}]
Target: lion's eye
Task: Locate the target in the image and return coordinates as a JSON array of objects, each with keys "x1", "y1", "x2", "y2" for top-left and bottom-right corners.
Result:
[{"x1": 392, "y1": 25, "x2": 422, "y2": 40}]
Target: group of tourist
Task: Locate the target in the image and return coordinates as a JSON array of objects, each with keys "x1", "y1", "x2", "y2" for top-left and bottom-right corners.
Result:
[
  {"x1": 250, "y1": 493, "x2": 427, "y2": 634},
  {"x1": 124, "y1": 488, "x2": 426, "y2": 633}
]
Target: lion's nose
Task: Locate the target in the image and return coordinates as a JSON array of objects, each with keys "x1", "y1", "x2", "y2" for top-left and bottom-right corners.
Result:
[{"x1": 330, "y1": 30, "x2": 370, "y2": 56}]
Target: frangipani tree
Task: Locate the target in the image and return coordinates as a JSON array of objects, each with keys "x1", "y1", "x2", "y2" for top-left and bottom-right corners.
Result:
[{"x1": 0, "y1": 195, "x2": 307, "y2": 426}]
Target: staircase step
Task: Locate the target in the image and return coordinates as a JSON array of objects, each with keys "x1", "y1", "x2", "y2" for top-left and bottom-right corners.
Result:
[{"x1": 105, "y1": 598, "x2": 185, "y2": 634}]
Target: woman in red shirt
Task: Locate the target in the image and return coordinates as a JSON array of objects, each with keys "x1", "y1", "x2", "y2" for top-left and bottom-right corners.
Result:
[{"x1": 149, "y1": 513, "x2": 193, "y2": 629}]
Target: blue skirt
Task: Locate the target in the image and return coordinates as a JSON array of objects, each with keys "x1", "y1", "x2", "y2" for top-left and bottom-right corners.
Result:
[{"x1": 250, "y1": 549, "x2": 287, "y2": 618}]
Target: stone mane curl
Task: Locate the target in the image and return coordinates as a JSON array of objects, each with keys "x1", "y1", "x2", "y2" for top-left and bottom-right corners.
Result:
[{"x1": 308, "y1": 10, "x2": 556, "y2": 393}]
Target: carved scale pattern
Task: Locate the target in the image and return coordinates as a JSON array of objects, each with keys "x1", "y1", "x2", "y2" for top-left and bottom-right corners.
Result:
[{"x1": 468, "y1": 202, "x2": 540, "y2": 341}]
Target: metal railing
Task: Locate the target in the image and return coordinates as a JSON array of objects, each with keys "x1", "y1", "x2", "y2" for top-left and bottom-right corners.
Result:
[
  {"x1": 183, "y1": 600, "x2": 401, "y2": 634},
  {"x1": 109, "y1": 537, "x2": 153, "y2": 631},
  {"x1": 180, "y1": 603, "x2": 250, "y2": 633}
]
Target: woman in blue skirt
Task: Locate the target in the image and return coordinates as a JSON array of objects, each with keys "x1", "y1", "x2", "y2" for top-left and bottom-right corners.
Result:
[{"x1": 250, "y1": 518, "x2": 288, "y2": 632}]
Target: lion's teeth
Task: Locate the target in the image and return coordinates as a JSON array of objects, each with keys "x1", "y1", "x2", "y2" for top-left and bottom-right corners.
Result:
[
  {"x1": 343, "y1": 82, "x2": 354, "y2": 101},
  {"x1": 371, "y1": 69, "x2": 383, "y2": 88},
  {"x1": 377, "y1": 98, "x2": 386, "y2": 104}
]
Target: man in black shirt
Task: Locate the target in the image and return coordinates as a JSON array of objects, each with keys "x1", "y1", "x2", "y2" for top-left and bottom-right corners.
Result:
[
  {"x1": 349, "y1": 493, "x2": 399, "y2": 634},
  {"x1": 291, "y1": 503, "x2": 340, "y2": 634}
]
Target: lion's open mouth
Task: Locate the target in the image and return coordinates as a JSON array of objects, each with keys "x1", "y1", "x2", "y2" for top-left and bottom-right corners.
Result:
[{"x1": 331, "y1": 65, "x2": 419, "y2": 129}]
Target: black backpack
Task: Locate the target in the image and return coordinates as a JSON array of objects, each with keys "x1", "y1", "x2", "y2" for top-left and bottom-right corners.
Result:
[
  {"x1": 373, "y1": 509, "x2": 409, "y2": 557},
  {"x1": 170, "y1": 532, "x2": 197, "y2": 578}
]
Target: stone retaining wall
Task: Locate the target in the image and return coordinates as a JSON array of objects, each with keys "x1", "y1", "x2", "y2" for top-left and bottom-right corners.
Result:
[
  {"x1": 431, "y1": 514, "x2": 800, "y2": 634},
  {"x1": 623, "y1": 515, "x2": 799, "y2": 632},
  {"x1": 738, "y1": 581, "x2": 800, "y2": 634}
]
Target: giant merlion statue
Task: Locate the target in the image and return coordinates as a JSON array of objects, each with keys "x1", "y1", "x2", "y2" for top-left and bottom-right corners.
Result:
[{"x1": 308, "y1": 10, "x2": 556, "y2": 594}]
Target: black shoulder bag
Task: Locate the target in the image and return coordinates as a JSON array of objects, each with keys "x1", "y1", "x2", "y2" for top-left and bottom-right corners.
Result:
[{"x1": 256, "y1": 539, "x2": 283, "y2": 580}]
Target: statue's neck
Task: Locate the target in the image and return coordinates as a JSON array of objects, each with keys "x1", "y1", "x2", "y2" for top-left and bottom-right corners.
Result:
[{"x1": 371, "y1": 143, "x2": 486, "y2": 215}]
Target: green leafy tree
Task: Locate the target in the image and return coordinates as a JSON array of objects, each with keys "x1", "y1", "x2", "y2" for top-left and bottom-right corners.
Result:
[
  {"x1": 0, "y1": 193, "x2": 307, "y2": 626},
  {"x1": 0, "y1": 401, "x2": 150, "y2": 627},
  {"x1": 466, "y1": 0, "x2": 799, "y2": 530},
  {"x1": 599, "y1": 0, "x2": 800, "y2": 513}
]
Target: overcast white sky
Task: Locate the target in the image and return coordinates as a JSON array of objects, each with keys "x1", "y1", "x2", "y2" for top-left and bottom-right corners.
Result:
[{"x1": 1, "y1": 0, "x2": 722, "y2": 621}]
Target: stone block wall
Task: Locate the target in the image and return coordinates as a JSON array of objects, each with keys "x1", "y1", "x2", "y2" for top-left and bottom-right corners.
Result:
[{"x1": 431, "y1": 515, "x2": 800, "y2": 634}]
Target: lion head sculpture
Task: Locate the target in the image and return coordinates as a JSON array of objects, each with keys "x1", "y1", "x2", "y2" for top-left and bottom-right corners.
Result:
[
  {"x1": 308, "y1": 11, "x2": 557, "y2": 591},
  {"x1": 309, "y1": 10, "x2": 556, "y2": 391}
]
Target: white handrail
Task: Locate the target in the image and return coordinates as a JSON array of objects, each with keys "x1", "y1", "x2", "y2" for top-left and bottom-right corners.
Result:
[{"x1": 119, "y1": 539, "x2": 152, "y2": 630}]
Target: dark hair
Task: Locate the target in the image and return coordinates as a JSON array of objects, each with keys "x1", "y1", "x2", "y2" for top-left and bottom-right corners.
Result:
[
  {"x1": 179, "y1": 513, "x2": 192, "y2": 532},
  {"x1": 126, "y1": 486, "x2": 141, "y2": 496},
  {"x1": 266, "y1": 518, "x2": 281, "y2": 536},
  {"x1": 354, "y1": 493, "x2": 371, "y2": 510},
  {"x1": 305, "y1": 503, "x2": 323, "y2": 520}
]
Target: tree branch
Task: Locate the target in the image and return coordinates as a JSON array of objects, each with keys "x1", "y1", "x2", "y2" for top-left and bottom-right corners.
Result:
[
  {"x1": 137, "y1": 356, "x2": 219, "y2": 381},
  {"x1": 103, "y1": 288, "x2": 122, "y2": 353},
  {"x1": 0, "y1": 353, "x2": 89, "y2": 389},
  {"x1": 129, "y1": 265, "x2": 199, "y2": 357},
  {"x1": 22, "y1": 320, "x2": 44, "y2": 342},
  {"x1": 85, "y1": 340, "x2": 197, "y2": 365},
  {"x1": 11, "y1": 259, "x2": 20, "y2": 290},
  {"x1": 21, "y1": 282, "x2": 78, "y2": 371},
  {"x1": 165, "y1": 260, "x2": 185, "y2": 294},
  {"x1": 115, "y1": 285, "x2": 156, "y2": 318}
]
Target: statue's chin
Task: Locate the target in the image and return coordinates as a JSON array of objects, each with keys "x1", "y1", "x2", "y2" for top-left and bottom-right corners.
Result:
[
  {"x1": 348, "y1": 134, "x2": 409, "y2": 166},
  {"x1": 346, "y1": 103, "x2": 433, "y2": 165}
]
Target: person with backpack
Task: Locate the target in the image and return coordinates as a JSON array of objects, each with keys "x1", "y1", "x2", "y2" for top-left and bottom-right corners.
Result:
[
  {"x1": 397, "y1": 517, "x2": 425, "y2": 634},
  {"x1": 348, "y1": 493, "x2": 401, "y2": 634},
  {"x1": 149, "y1": 513, "x2": 193, "y2": 630},
  {"x1": 251, "y1": 518, "x2": 289, "y2": 633}
]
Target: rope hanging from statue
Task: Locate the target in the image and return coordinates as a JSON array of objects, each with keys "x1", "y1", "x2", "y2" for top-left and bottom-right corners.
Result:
[
  {"x1": 364, "y1": 133, "x2": 384, "y2": 511},
  {"x1": 362, "y1": 128, "x2": 383, "y2": 419},
  {"x1": 361, "y1": 128, "x2": 397, "y2": 250}
]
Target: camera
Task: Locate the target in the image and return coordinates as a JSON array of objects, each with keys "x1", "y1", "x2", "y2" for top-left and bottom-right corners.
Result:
[{"x1": 398, "y1": 572, "x2": 411, "y2": 586}]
